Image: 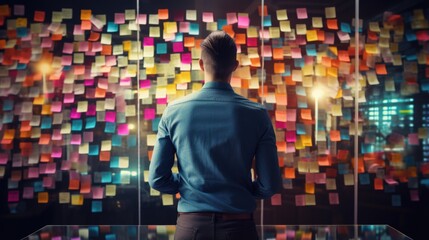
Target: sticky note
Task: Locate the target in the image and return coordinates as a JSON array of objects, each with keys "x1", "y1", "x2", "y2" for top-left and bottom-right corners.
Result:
[
  {"x1": 296, "y1": 8, "x2": 308, "y2": 19},
  {"x1": 276, "y1": 9, "x2": 288, "y2": 20}
]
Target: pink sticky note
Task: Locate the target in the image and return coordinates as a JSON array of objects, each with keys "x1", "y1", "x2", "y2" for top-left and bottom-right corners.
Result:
[
  {"x1": 52, "y1": 129, "x2": 62, "y2": 141},
  {"x1": 51, "y1": 101, "x2": 62, "y2": 112},
  {"x1": 271, "y1": 194, "x2": 282, "y2": 206},
  {"x1": 118, "y1": 123, "x2": 129, "y2": 136},
  {"x1": 73, "y1": 25, "x2": 84, "y2": 35},
  {"x1": 296, "y1": 8, "x2": 308, "y2": 19},
  {"x1": 157, "y1": 98, "x2": 167, "y2": 104},
  {"x1": 286, "y1": 143, "x2": 296, "y2": 153},
  {"x1": 61, "y1": 161, "x2": 72, "y2": 171},
  {"x1": 120, "y1": 77, "x2": 131, "y2": 87},
  {"x1": 41, "y1": 38, "x2": 53, "y2": 48},
  {"x1": 28, "y1": 167, "x2": 39, "y2": 179},
  {"x1": 286, "y1": 131, "x2": 296, "y2": 143},
  {"x1": 262, "y1": 45, "x2": 272, "y2": 57},
  {"x1": 237, "y1": 15, "x2": 249, "y2": 29},
  {"x1": 295, "y1": 194, "x2": 306, "y2": 206},
  {"x1": 408, "y1": 133, "x2": 419, "y2": 145},
  {"x1": 83, "y1": 131, "x2": 94, "y2": 143},
  {"x1": 22, "y1": 187, "x2": 34, "y2": 199},
  {"x1": 315, "y1": 173, "x2": 326, "y2": 184},
  {"x1": 259, "y1": 29, "x2": 270, "y2": 40},
  {"x1": 92, "y1": 187, "x2": 104, "y2": 199},
  {"x1": 63, "y1": 43, "x2": 74, "y2": 54},
  {"x1": 0, "y1": 153, "x2": 8, "y2": 165},
  {"x1": 43, "y1": 176, "x2": 54, "y2": 188},
  {"x1": 181, "y1": 53, "x2": 192, "y2": 64},
  {"x1": 140, "y1": 80, "x2": 151, "y2": 89},
  {"x1": 114, "y1": 13, "x2": 125, "y2": 24},
  {"x1": 106, "y1": 56, "x2": 117, "y2": 66},
  {"x1": 91, "y1": 42, "x2": 102, "y2": 52},
  {"x1": 87, "y1": 104, "x2": 96, "y2": 116},
  {"x1": 247, "y1": 38, "x2": 258, "y2": 47},
  {"x1": 202, "y1": 12, "x2": 214, "y2": 23},
  {"x1": 275, "y1": 121, "x2": 287, "y2": 129},
  {"x1": 144, "y1": 108, "x2": 156, "y2": 120},
  {"x1": 226, "y1": 13, "x2": 238, "y2": 25},
  {"x1": 70, "y1": 108, "x2": 81, "y2": 119},
  {"x1": 64, "y1": 94, "x2": 75, "y2": 104},
  {"x1": 172, "y1": 42, "x2": 184, "y2": 53},
  {"x1": 143, "y1": 37, "x2": 154, "y2": 46},
  {"x1": 291, "y1": 48, "x2": 302, "y2": 59},
  {"x1": 79, "y1": 41, "x2": 89, "y2": 52},
  {"x1": 324, "y1": 32, "x2": 335, "y2": 45},
  {"x1": 410, "y1": 190, "x2": 419, "y2": 202},
  {"x1": 329, "y1": 192, "x2": 339, "y2": 205},
  {"x1": 70, "y1": 152, "x2": 79, "y2": 162},
  {"x1": 105, "y1": 111, "x2": 116, "y2": 122},
  {"x1": 46, "y1": 163, "x2": 56, "y2": 174},
  {"x1": 287, "y1": 109, "x2": 297, "y2": 122},
  {"x1": 70, "y1": 134, "x2": 82, "y2": 145},
  {"x1": 137, "y1": 14, "x2": 147, "y2": 24},
  {"x1": 8, "y1": 190, "x2": 19, "y2": 202},
  {"x1": 179, "y1": 22, "x2": 190, "y2": 33},
  {"x1": 51, "y1": 146, "x2": 62, "y2": 158}
]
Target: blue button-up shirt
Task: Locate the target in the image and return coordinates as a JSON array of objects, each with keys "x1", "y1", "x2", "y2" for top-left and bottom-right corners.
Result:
[{"x1": 149, "y1": 81, "x2": 282, "y2": 213}]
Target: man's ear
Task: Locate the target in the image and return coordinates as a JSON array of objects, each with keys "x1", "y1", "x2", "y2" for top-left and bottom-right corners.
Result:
[{"x1": 199, "y1": 59, "x2": 205, "y2": 71}]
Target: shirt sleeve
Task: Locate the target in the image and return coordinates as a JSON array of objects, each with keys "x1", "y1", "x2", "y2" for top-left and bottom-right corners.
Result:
[
  {"x1": 148, "y1": 111, "x2": 180, "y2": 194},
  {"x1": 252, "y1": 110, "x2": 282, "y2": 199}
]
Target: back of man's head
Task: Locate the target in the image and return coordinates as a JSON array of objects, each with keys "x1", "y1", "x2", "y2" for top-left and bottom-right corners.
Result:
[{"x1": 200, "y1": 31, "x2": 237, "y2": 81}]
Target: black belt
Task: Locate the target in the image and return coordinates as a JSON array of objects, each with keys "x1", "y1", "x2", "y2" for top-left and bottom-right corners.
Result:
[{"x1": 178, "y1": 212, "x2": 253, "y2": 221}]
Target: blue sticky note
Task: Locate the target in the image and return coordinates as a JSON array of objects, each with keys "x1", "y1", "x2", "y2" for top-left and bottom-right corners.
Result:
[
  {"x1": 272, "y1": 39, "x2": 283, "y2": 48},
  {"x1": 421, "y1": 81, "x2": 429, "y2": 92},
  {"x1": 105, "y1": 122, "x2": 116, "y2": 133},
  {"x1": 34, "y1": 181, "x2": 44, "y2": 192},
  {"x1": 297, "y1": 97, "x2": 308, "y2": 108},
  {"x1": 361, "y1": 144, "x2": 374, "y2": 154},
  {"x1": 127, "y1": 226, "x2": 137, "y2": 237},
  {"x1": 107, "y1": 22, "x2": 118, "y2": 32},
  {"x1": 127, "y1": 135, "x2": 137, "y2": 147},
  {"x1": 343, "y1": 109, "x2": 352, "y2": 121},
  {"x1": 295, "y1": 86, "x2": 307, "y2": 96},
  {"x1": 16, "y1": 28, "x2": 28, "y2": 37},
  {"x1": 283, "y1": 65, "x2": 291, "y2": 76},
  {"x1": 404, "y1": 155, "x2": 415, "y2": 166},
  {"x1": 294, "y1": 59, "x2": 304, "y2": 68},
  {"x1": 420, "y1": 179, "x2": 429, "y2": 187},
  {"x1": 8, "y1": 180, "x2": 19, "y2": 189},
  {"x1": 189, "y1": 23, "x2": 199, "y2": 35},
  {"x1": 110, "y1": 156, "x2": 119, "y2": 168},
  {"x1": 63, "y1": 66, "x2": 72, "y2": 71},
  {"x1": 405, "y1": 54, "x2": 417, "y2": 61},
  {"x1": 263, "y1": 15, "x2": 272, "y2": 27},
  {"x1": 296, "y1": 123, "x2": 306, "y2": 135},
  {"x1": 405, "y1": 31, "x2": 416, "y2": 41},
  {"x1": 359, "y1": 173, "x2": 370, "y2": 185},
  {"x1": 85, "y1": 117, "x2": 96, "y2": 129},
  {"x1": 152, "y1": 118, "x2": 161, "y2": 132},
  {"x1": 217, "y1": 19, "x2": 227, "y2": 30},
  {"x1": 72, "y1": 120, "x2": 83, "y2": 131},
  {"x1": 337, "y1": 163, "x2": 349, "y2": 174},
  {"x1": 156, "y1": 43, "x2": 167, "y2": 54},
  {"x1": 89, "y1": 145, "x2": 99, "y2": 156},
  {"x1": 17, "y1": 63, "x2": 27, "y2": 70},
  {"x1": 101, "y1": 172, "x2": 112, "y2": 183},
  {"x1": 112, "y1": 174, "x2": 121, "y2": 184},
  {"x1": 391, "y1": 195, "x2": 401, "y2": 207},
  {"x1": 340, "y1": 22, "x2": 351, "y2": 33},
  {"x1": 91, "y1": 201, "x2": 102, "y2": 213},
  {"x1": 173, "y1": 33, "x2": 183, "y2": 42},
  {"x1": 105, "y1": 234, "x2": 116, "y2": 240},
  {"x1": 340, "y1": 128, "x2": 350, "y2": 140},
  {"x1": 41, "y1": 117, "x2": 52, "y2": 129},
  {"x1": 2, "y1": 112, "x2": 13, "y2": 124},
  {"x1": 112, "y1": 135, "x2": 122, "y2": 146},
  {"x1": 88, "y1": 226, "x2": 99, "y2": 237},
  {"x1": 384, "y1": 184, "x2": 396, "y2": 193},
  {"x1": 3, "y1": 99, "x2": 13, "y2": 111},
  {"x1": 305, "y1": 44, "x2": 317, "y2": 56},
  {"x1": 116, "y1": 113, "x2": 126, "y2": 123}
]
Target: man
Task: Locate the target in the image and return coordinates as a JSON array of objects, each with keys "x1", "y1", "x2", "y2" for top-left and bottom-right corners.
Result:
[{"x1": 149, "y1": 31, "x2": 282, "y2": 240}]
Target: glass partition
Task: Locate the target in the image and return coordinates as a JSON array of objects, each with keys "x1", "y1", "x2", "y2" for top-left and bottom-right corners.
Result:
[{"x1": 0, "y1": 0, "x2": 428, "y2": 239}]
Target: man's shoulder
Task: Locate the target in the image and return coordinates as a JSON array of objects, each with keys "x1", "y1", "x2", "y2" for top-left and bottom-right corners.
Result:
[
  {"x1": 168, "y1": 92, "x2": 199, "y2": 107},
  {"x1": 234, "y1": 94, "x2": 267, "y2": 111}
]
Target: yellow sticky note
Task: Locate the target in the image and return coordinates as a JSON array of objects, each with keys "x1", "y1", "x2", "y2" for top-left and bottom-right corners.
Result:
[
  {"x1": 276, "y1": 9, "x2": 288, "y2": 20},
  {"x1": 306, "y1": 29, "x2": 318, "y2": 42},
  {"x1": 164, "y1": 22, "x2": 177, "y2": 34},
  {"x1": 147, "y1": 134, "x2": 157, "y2": 146},
  {"x1": 71, "y1": 194, "x2": 84, "y2": 205},
  {"x1": 312, "y1": 17, "x2": 323, "y2": 28},
  {"x1": 125, "y1": 9, "x2": 136, "y2": 20},
  {"x1": 186, "y1": 9, "x2": 197, "y2": 21},
  {"x1": 149, "y1": 26, "x2": 160, "y2": 37},
  {"x1": 279, "y1": 21, "x2": 291, "y2": 32},
  {"x1": 315, "y1": 65, "x2": 326, "y2": 76},
  {"x1": 77, "y1": 101, "x2": 88, "y2": 112},
  {"x1": 344, "y1": 174, "x2": 354, "y2": 186},
  {"x1": 302, "y1": 65, "x2": 314, "y2": 76},
  {"x1": 269, "y1": 27, "x2": 280, "y2": 39},
  {"x1": 105, "y1": 185, "x2": 116, "y2": 196},
  {"x1": 59, "y1": 192, "x2": 70, "y2": 204},
  {"x1": 325, "y1": 7, "x2": 336, "y2": 19},
  {"x1": 80, "y1": 10, "x2": 92, "y2": 21},
  {"x1": 296, "y1": 24, "x2": 307, "y2": 35},
  {"x1": 119, "y1": 157, "x2": 129, "y2": 168},
  {"x1": 162, "y1": 194, "x2": 174, "y2": 206},
  {"x1": 246, "y1": 27, "x2": 258, "y2": 37},
  {"x1": 79, "y1": 143, "x2": 89, "y2": 154}
]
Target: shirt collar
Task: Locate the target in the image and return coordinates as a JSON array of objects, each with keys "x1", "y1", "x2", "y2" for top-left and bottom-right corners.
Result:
[{"x1": 202, "y1": 81, "x2": 233, "y2": 91}]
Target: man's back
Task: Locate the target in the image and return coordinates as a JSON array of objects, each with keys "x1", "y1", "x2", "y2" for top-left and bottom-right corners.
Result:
[{"x1": 150, "y1": 81, "x2": 282, "y2": 213}]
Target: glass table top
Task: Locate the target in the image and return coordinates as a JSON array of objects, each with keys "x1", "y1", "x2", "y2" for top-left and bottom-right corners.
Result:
[{"x1": 24, "y1": 225, "x2": 411, "y2": 240}]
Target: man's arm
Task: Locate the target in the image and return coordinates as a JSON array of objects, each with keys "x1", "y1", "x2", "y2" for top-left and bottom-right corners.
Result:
[
  {"x1": 148, "y1": 113, "x2": 180, "y2": 194},
  {"x1": 252, "y1": 111, "x2": 282, "y2": 199}
]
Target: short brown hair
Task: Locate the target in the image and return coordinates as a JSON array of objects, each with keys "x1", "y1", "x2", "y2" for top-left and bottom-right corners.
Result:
[{"x1": 200, "y1": 31, "x2": 237, "y2": 80}]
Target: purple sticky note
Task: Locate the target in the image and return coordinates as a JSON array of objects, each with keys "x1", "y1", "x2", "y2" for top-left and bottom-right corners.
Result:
[
  {"x1": 14, "y1": 5, "x2": 25, "y2": 16},
  {"x1": 329, "y1": 192, "x2": 339, "y2": 205},
  {"x1": 87, "y1": 104, "x2": 96, "y2": 116},
  {"x1": 43, "y1": 176, "x2": 54, "y2": 188},
  {"x1": 28, "y1": 167, "x2": 39, "y2": 179},
  {"x1": 0, "y1": 153, "x2": 8, "y2": 165},
  {"x1": 61, "y1": 161, "x2": 72, "y2": 171},
  {"x1": 46, "y1": 163, "x2": 56, "y2": 174},
  {"x1": 22, "y1": 187, "x2": 34, "y2": 199},
  {"x1": 8, "y1": 190, "x2": 19, "y2": 202},
  {"x1": 83, "y1": 131, "x2": 94, "y2": 143}
]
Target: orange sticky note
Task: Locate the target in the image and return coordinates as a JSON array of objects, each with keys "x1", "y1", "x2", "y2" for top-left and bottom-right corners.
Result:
[
  {"x1": 275, "y1": 93, "x2": 287, "y2": 106},
  {"x1": 258, "y1": 5, "x2": 268, "y2": 16},
  {"x1": 374, "y1": 178, "x2": 384, "y2": 190},
  {"x1": 274, "y1": 62, "x2": 285, "y2": 74},
  {"x1": 51, "y1": 33, "x2": 62, "y2": 41},
  {"x1": 318, "y1": 155, "x2": 331, "y2": 166},
  {"x1": 326, "y1": 19, "x2": 338, "y2": 30},
  {"x1": 273, "y1": 48, "x2": 283, "y2": 60},
  {"x1": 81, "y1": 20, "x2": 92, "y2": 30},
  {"x1": 88, "y1": 31, "x2": 100, "y2": 41},
  {"x1": 158, "y1": 9, "x2": 169, "y2": 20},
  {"x1": 101, "y1": 45, "x2": 112, "y2": 55},
  {"x1": 300, "y1": 109, "x2": 312, "y2": 120},
  {"x1": 3, "y1": 129, "x2": 15, "y2": 140},
  {"x1": 375, "y1": 64, "x2": 387, "y2": 75},
  {"x1": 40, "y1": 153, "x2": 51, "y2": 163},
  {"x1": 39, "y1": 134, "x2": 51, "y2": 145},
  {"x1": 235, "y1": 33, "x2": 246, "y2": 45},
  {"x1": 285, "y1": 167, "x2": 295, "y2": 179},
  {"x1": 184, "y1": 37, "x2": 195, "y2": 47},
  {"x1": 38, "y1": 192, "x2": 49, "y2": 203},
  {"x1": 100, "y1": 151, "x2": 111, "y2": 161},
  {"x1": 81, "y1": 9, "x2": 92, "y2": 20},
  {"x1": 275, "y1": 110, "x2": 287, "y2": 122},
  {"x1": 330, "y1": 130, "x2": 341, "y2": 141},
  {"x1": 69, "y1": 179, "x2": 80, "y2": 190},
  {"x1": 276, "y1": 141, "x2": 286, "y2": 152},
  {"x1": 305, "y1": 183, "x2": 315, "y2": 194}
]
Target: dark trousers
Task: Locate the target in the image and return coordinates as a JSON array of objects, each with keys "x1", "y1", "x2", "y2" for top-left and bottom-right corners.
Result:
[{"x1": 174, "y1": 213, "x2": 259, "y2": 240}]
